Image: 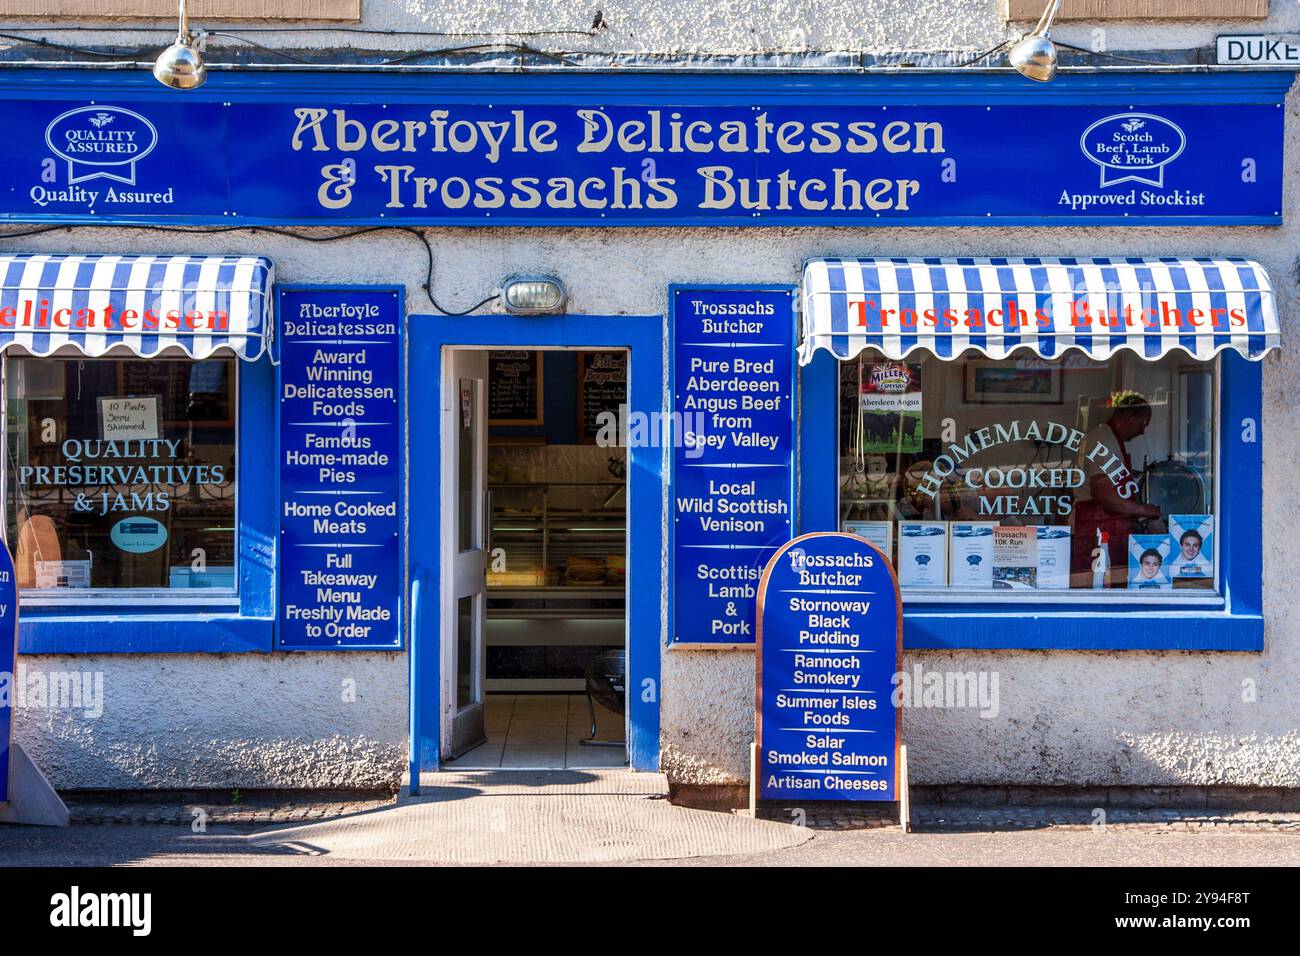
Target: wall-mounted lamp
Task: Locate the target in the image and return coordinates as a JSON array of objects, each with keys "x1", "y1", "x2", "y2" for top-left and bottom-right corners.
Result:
[
  {"x1": 153, "y1": 0, "x2": 207, "y2": 90},
  {"x1": 502, "y1": 276, "x2": 567, "y2": 315},
  {"x1": 1008, "y1": 0, "x2": 1061, "y2": 83}
]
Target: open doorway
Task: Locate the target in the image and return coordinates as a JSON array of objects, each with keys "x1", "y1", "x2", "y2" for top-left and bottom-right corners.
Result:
[{"x1": 441, "y1": 347, "x2": 628, "y2": 769}]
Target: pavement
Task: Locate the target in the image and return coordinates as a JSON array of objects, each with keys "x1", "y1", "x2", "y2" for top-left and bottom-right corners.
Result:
[{"x1": 1, "y1": 770, "x2": 1298, "y2": 866}]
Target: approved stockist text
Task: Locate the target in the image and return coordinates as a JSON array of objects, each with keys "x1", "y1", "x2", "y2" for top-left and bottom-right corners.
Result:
[{"x1": 1059, "y1": 187, "x2": 1206, "y2": 212}]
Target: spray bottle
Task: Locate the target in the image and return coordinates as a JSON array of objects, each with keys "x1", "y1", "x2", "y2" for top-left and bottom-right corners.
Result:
[{"x1": 1092, "y1": 528, "x2": 1110, "y2": 589}]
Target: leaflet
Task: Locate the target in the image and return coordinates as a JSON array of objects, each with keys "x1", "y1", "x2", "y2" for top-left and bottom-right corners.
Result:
[
  {"x1": 1035, "y1": 525, "x2": 1072, "y2": 590},
  {"x1": 898, "y1": 521, "x2": 947, "y2": 587},
  {"x1": 992, "y1": 526, "x2": 1037, "y2": 590},
  {"x1": 949, "y1": 522, "x2": 995, "y2": 588},
  {"x1": 843, "y1": 520, "x2": 894, "y2": 564}
]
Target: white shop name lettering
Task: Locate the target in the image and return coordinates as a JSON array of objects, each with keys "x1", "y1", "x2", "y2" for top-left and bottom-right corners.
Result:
[
  {"x1": 292, "y1": 107, "x2": 942, "y2": 213},
  {"x1": 296, "y1": 302, "x2": 381, "y2": 319},
  {"x1": 292, "y1": 108, "x2": 945, "y2": 161}
]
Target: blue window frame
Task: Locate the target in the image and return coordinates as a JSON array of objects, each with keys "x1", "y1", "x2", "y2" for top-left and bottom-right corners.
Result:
[
  {"x1": 797, "y1": 349, "x2": 1263, "y2": 651},
  {"x1": 16, "y1": 355, "x2": 277, "y2": 654}
]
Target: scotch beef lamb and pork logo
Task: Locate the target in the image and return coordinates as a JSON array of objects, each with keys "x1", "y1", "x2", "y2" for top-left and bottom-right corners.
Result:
[{"x1": 1079, "y1": 111, "x2": 1186, "y2": 188}]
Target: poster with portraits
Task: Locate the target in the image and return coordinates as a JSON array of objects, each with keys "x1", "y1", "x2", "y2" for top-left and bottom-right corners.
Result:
[
  {"x1": 1128, "y1": 534, "x2": 1172, "y2": 589},
  {"x1": 1168, "y1": 514, "x2": 1214, "y2": 580}
]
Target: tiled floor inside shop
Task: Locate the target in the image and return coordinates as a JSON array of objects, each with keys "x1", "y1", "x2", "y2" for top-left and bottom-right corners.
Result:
[{"x1": 442, "y1": 694, "x2": 628, "y2": 769}]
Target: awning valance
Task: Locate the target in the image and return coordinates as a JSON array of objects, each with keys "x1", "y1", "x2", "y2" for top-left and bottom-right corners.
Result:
[
  {"x1": 0, "y1": 254, "x2": 274, "y2": 360},
  {"x1": 799, "y1": 257, "x2": 1280, "y2": 365}
]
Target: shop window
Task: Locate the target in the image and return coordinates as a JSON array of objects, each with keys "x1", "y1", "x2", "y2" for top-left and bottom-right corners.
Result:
[
  {"x1": 838, "y1": 351, "x2": 1217, "y2": 598},
  {"x1": 5, "y1": 356, "x2": 237, "y2": 596}
]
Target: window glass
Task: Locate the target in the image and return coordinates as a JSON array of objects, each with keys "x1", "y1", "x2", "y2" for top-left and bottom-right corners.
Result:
[
  {"x1": 6, "y1": 357, "x2": 237, "y2": 593},
  {"x1": 838, "y1": 351, "x2": 1216, "y2": 595}
]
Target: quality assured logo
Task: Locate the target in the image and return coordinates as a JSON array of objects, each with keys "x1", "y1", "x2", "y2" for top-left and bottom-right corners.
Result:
[
  {"x1": 1079, "y1": 112, "x2": 1186, "y2": 189},
  {"x1": 44, "y1": 105, "x2": 159, "y2": 186}
]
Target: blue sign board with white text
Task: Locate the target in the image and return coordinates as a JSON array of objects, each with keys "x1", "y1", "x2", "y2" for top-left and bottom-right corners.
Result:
[
  {"x1": 757, "y1": 533, "x2": 901, "y2": 802},
  {"x1": 277, "y1": 286, "x2": 404, "y2": 650},
  {"x1": 671, "y1": 286, "x2": 795, "y2": 645},
  {"x1": 0, "y1": 543, "x2": 16, "y2": 802},
  {"x1": 0, "y1": 70, "x2": 1287, "y2": 227}
]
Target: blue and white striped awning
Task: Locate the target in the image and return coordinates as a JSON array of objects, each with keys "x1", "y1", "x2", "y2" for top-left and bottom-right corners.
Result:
[
  {"x1": 799, "y1": 257, "x2": 1280, "y2": 365},
  {"x1": 0, "y1": 254, "x2": 274, "y2": 360}
]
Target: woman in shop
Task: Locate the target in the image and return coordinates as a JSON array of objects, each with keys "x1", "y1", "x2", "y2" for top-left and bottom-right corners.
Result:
[{"x1": 1070, "y1": 393, "x2": 1162, "y2": 587}]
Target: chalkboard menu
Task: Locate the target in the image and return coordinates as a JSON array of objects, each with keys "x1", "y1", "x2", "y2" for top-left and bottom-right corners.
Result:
[
  {"x1": 577, "y1": 351, "x2": 627, "y2": 443},
  {"x1": 488, "y1": 350, "x2": 543, "y2": 425},
  {"x1": 119, "y1": 359, "x2": 234, "y2": 426},
  {"x1": 671, "y1": 286, "x2": 795, "y2": 645},
  {"x1": 757, "y1": 532, "x2": 901, "y2": 802},
  {"x1": 277, "y1": 286, "x2": 403, "y2": 650}
]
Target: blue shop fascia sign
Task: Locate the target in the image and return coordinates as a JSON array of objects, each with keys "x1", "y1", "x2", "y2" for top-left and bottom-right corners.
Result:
[{"x1": 0, "y1": 69, "x2": 1288, "y2": 227}]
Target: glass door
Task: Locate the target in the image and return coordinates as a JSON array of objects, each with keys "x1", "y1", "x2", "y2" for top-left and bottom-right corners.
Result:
[{"x1": 442, "y1": 348, "x2": 488, "y2": 758}]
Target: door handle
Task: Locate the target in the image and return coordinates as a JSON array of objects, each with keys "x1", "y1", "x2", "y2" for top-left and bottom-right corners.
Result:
[{"x1": 484, "y1": 489, "x2": 494, "y2": 554}]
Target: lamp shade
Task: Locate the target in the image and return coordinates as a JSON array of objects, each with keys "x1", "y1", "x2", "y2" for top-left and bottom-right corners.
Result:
[
  {"x1": 1009, "y1": 34, "x2": 1057, "y2": 82},
  {"x1": 153, "y1": 38, "x2": 207, "y2": 89}
]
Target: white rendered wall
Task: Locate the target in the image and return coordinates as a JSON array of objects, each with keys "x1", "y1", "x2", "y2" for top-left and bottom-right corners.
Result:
[{"x1": 4, "y1": 1, "x2": 1300, "y2": 58}]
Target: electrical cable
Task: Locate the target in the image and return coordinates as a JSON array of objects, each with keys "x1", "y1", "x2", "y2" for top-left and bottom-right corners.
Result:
[
  {"x1": 0, "y1": 222, "x2": 501, "y2": 317},
  {"x1": 204, "y1": 32, "x2": 573, "y2": 67},
  {"x1": 0, "y1": 26, "x2": 1187, "y2": 72},
  {"x1": 202, "y1": 32, "x2": 318, "y2": 65},
  {"x1": 1051, "y1": 41, "x2": 1173, "y2": 67},
  {"x1": 953, "y1": 37, "x2": 1175, "y2": 71},
  {"x1": 0, "y1": 29, "x2": 577, "y2": 68},
  {"x1": 0, "y1": 224, "x2": 71, "y2": 242},
  {"x1": 4, "y1": 24, "x2": 601, "y2": 40},
  {"x1": 379, "y1": 43, "x2": 574, "y2": 67},
  {"x1": 0, "y1": 31, "x2": 140, "y2": 59},
  {"x1": 951, "y1": 39, "x2": 1012, "y2": 69}
]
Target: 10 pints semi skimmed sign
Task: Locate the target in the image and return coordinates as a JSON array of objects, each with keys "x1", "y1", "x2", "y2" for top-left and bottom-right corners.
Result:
[{"x1": 757, "y1": 533, "x2": 901, "y2": 802}]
